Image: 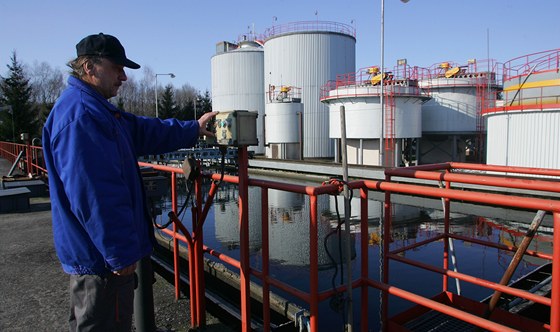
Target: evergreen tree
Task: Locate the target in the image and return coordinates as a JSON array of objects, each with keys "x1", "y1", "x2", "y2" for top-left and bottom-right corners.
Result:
[
  {"x1": 158, "y1": 84, "x2": 178, "y2": 119},
  {"x1": 0, "y1": 52, "x2": 40, "y2": 141},
  {"x1": 199, "y1": 89, "x2": 212, "y2": 115}
]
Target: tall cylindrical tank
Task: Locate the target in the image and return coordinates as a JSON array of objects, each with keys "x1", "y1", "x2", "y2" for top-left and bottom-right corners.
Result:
[
  {"x1": 418, "y1": 60, "x2": 501, "y2": 164},
  {"x1": 263, "y1": 21, "x2": 356, "y2": 158},
  {"x1": 483, "y1": 49, "x2": 560, "y2": 170},
  {"x1": 211, "y1": 39, "x2": 265, "y2": 154}
]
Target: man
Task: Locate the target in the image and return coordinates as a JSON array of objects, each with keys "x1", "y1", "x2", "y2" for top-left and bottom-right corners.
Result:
[{"x1": 42, "y1": 33, "x2": 216, "y2": 331}]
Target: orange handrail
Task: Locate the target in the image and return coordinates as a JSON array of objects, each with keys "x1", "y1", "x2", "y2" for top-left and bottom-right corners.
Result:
[{"x1": 2, "y1": 142, "x2": 559, "y2": 331}]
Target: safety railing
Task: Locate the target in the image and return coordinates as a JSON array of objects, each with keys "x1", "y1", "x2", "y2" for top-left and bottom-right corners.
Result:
[
  {"x1": 320, "y1": 66, "x2": 428, "y2": 101},
  {"x1": 0, "y1": 141, "x2": 46, "y2": 176},
  {"x1": 503, "y1": 49, "x2": 560, "y2": 81},
  {"x1": 3, "y1": 141, "x2": 559, "y2": 331},
  {"x1": 262, "y1": 21, "x2": 356, "y2": 40},
  {"x1": 143, "y1": 153, "x2": 560, "y2": 331}
]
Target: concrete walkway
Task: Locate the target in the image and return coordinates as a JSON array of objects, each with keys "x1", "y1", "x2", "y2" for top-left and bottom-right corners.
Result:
[{"x1": 0, "y1": 158, "x2": 231, "y2": 331}]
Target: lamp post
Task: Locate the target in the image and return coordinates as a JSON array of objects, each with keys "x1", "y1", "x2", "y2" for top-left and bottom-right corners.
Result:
[
  {"x1": 155, "y1": 73, "x2": 175, "y2": 118},
  {"x1": 193, "y1": 94, "x2": 201, "y2": 120},
  {"x1": 380, "y1": 0, "x2": 409, "y2": 166}
]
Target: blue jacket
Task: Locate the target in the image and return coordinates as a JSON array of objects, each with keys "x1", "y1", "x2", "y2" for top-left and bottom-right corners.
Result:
[{"x1": 43, "y1": 76, "x2": 199, "y2": 275}]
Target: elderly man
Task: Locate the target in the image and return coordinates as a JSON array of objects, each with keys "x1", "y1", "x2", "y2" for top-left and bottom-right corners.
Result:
[{"x1": 42, "y1": 33, "x2": 216, "y2": 331}]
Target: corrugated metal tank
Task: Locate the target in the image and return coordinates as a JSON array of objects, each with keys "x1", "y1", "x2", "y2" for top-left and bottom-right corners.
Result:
[
  {"x1": 265, "y1": 86, "x2": 304, "y2": 159},
  {"x1": 486, "y1": 110, "x2": 560, "y2": 168},
  {"x1": 265, "y1": 102, "x2": 303, "y2": 143},
  {"x1": 418, "y1": 65, "x2": 498, "y2": 133},
  {"x1": 484, "y1": 50, "x2": 560, "y2": 169},
  {"x1": 211, "y1": 40, "x2": 265, "y2": 154},
  {"x1": 417, "y1": 61, "x2": 500, "y2": 164},
  {"x1": 263, "y1": 22, "x2": 356, "y2": 158},
  {"x1": 320, "y1": 65, "x2": 428, "y2": 166}
]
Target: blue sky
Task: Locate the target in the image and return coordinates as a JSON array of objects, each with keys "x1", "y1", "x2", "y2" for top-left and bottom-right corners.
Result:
[{"x1": 1, "y1": 0, "x2": 559, "y2": 92}]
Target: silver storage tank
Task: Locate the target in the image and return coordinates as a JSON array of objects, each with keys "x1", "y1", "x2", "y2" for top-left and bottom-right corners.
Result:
[
  {"x1": 418, "y1": 60, "x2": 500, "y2": 164},
  {"x1": 484, "y1": 49, "x2": 560, "y2": 170},
  {"x1": 211, "y1": 39, "x2": 265, "y2": 154},
  {"x1": 263, "y1": 21, "x2": 356, "y2": 158},
  {"x1": 265, "y1": 85, "x2": 304, "y2": 159}
]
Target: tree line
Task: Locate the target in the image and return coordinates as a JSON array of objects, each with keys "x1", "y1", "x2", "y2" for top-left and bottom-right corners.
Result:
[{"x1": 0, "y1": 51, "x2": 212, "y2": 142}]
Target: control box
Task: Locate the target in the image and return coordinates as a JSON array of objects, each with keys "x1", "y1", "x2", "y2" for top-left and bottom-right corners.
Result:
[{"x1": 209, "y1": 110, "x2": 258, "y2": 146}]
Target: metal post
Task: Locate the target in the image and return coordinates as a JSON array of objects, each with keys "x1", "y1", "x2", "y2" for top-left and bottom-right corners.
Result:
[
  {"x1": 134, "y1": 256, "x2": 156, "y2": 332},
  {"x1": 379, "y1": 0, "x2": 385, "y2": 166},
  {"x1": 551, "y1": 212, "x2": 560, "y2": 331},
  {"x1": 238, "y1": 146, "x2": 251, "y2": 331},
  {"x1": 339, "y1": 105, "x2": 354, "y2": 331},
  {"x1": 155, "y1": 75, "x2": 159, "y2": 118}
]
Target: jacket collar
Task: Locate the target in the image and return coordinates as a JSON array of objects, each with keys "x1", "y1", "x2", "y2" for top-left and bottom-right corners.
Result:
[{"x1": 67, "y1": 76, "x2": 121, "y2": 115}]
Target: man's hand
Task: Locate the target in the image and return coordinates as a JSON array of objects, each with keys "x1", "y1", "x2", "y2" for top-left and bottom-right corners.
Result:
[
  {"x1": 113, "y1": 263, "x2": 137, "y2": 276},
  {"x1": 197, "y1": 111, "x2": 218, "y2": 137}
]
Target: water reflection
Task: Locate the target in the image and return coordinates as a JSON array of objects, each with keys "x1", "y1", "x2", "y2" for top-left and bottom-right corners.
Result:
[{"x1": 162, "y1": 177, "x2": 553, "y2": 330}]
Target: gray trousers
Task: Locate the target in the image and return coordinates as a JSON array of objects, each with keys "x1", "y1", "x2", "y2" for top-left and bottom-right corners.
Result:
[{"x1": 68, "y1": 273, "x2": 135, "y2": 332}]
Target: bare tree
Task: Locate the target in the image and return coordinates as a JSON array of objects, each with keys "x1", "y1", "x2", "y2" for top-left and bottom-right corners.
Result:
[{"x1": 29, "y1": 61, "x2": 65, "y2": 125}]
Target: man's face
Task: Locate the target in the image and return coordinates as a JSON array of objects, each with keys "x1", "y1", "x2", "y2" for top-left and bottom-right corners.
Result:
[{"x1": 87, "y1": 58, "x2": 127, "y2": 99}]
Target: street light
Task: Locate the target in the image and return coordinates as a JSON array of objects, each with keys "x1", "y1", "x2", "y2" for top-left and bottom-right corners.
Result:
[
  {"x1": 193, "y1": 94, "x2": 201, "y2": 120},
  {"x1": 155, "y1": 73, "x2": 175, "y2": 118},
  {"x1": 380, "y1": 0, "x2": 409, "y2": 166}
]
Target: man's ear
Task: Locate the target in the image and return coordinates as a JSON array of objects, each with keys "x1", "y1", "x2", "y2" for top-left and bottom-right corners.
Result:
[{"x1": 83, "y1": 60, "x2": 96, "y2": 76}]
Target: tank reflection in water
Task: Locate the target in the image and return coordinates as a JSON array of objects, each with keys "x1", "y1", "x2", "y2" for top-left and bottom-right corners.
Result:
[{"x1": 159, "y1": 178, "x2": 553, "y2": 330}]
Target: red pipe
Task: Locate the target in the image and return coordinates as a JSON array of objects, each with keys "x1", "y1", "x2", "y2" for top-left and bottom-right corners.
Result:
[
  {"x1": 363, "y1": 180, "x2": 560, "y2": 212},
  {"x1": 238, "y1": 147, "x2": 251, "y2": 332},
  {"x1": 309, "y1": 195, "x2": 319, "y2": 332},
  {"x1": 365, "y1": 279, "x2": 519, "y2": 332},
  {"x1": 194, "y1": 175, "x2": 206, "y2": 326},
  {"x1": 550, "y1": 212, "x2": 560, "y2": 331},
  {"x1": 450, "y1": 162, "x2": 560, "y2": 177},
  {"x1": 387, "y1": 167, "x2": 560, "y2": 193},
  {"x1": 388, "y1": 253, "x2": 551, "y2": 306},
  {"x1": 360, "y1": 188, "x2": 369, "y2": 332}
]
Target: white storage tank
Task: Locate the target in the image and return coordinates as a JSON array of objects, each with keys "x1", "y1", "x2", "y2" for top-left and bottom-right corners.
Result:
[
  {"x1": 484, "y1": 49, "x2": 560, "y2": 170},
  {"x1": 211, "y1": 38, "x2": 265, "y2": 154},
  {"x1": 263, "y1": 21, "x2": 356, "y2": 158},
  {"x1": 321, "y1": 64, "x2": 429, "y2": 167},
  {"x1": 265, "y1": 85, "x2": 304, "y2": 159},
  {"x1": 418, "y1": 60, "x2": 500, "y2": 164}
]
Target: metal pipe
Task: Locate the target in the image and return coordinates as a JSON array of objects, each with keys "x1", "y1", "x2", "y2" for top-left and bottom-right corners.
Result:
[
  {"x1": 485, "y1": 210, "x2": 546, "y2": 315},
  {"x1": 550, "y1": 212, "x2": 560, "y2": 331},
  {"x1": 133, "y1": 256, "x2": 156, "y2": 332},
  {"x1": 365, "y1": 278, "x2": 519, "y2": 332},
  {"x1": 261, "y1": 188, "x2": 271, "y2": 332},
  {"x1": 238, "y1": 146, "x2": 251, "y2": 332},
  {"x1": 309, "y1": 195, "x2": 319, "y2": 331},
  {"x1": 388, "y1": 253, "x2": 551, "y2": 306},
  {"x1": 339, "y1": 105, "x2": 354, "y2": 331},
  {"x1": 360, "y1": 188, "x2": 369, "y2": 332}
]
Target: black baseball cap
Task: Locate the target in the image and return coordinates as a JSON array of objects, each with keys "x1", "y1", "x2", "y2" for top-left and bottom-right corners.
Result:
[{"x1": 76, "y1": 33, "x2": 140, "y2": 69}]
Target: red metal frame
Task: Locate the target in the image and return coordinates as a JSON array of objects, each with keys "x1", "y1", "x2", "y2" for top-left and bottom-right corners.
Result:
[{"x1": 3, "y1": 142, "x2": 560, "y2": 331}]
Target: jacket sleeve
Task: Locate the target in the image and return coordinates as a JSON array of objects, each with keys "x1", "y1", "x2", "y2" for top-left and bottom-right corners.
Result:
[
  {"x1": 50, "y1": 112, "x2": 140, "y2": 272},
  {"x1": 123, "y1": 114, "x2": 200, "y2": 156}
]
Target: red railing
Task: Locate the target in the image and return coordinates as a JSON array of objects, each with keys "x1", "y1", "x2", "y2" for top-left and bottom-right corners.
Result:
[
  {"x1": 3, "y1": 141, "x2": 560, "y2": 331},
  {"x1": 502, "y1": 49, "x2": 560, "y2": 81},
  {"x1": 0, "y1": 141, "x2": 47, "y2": 176}
]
